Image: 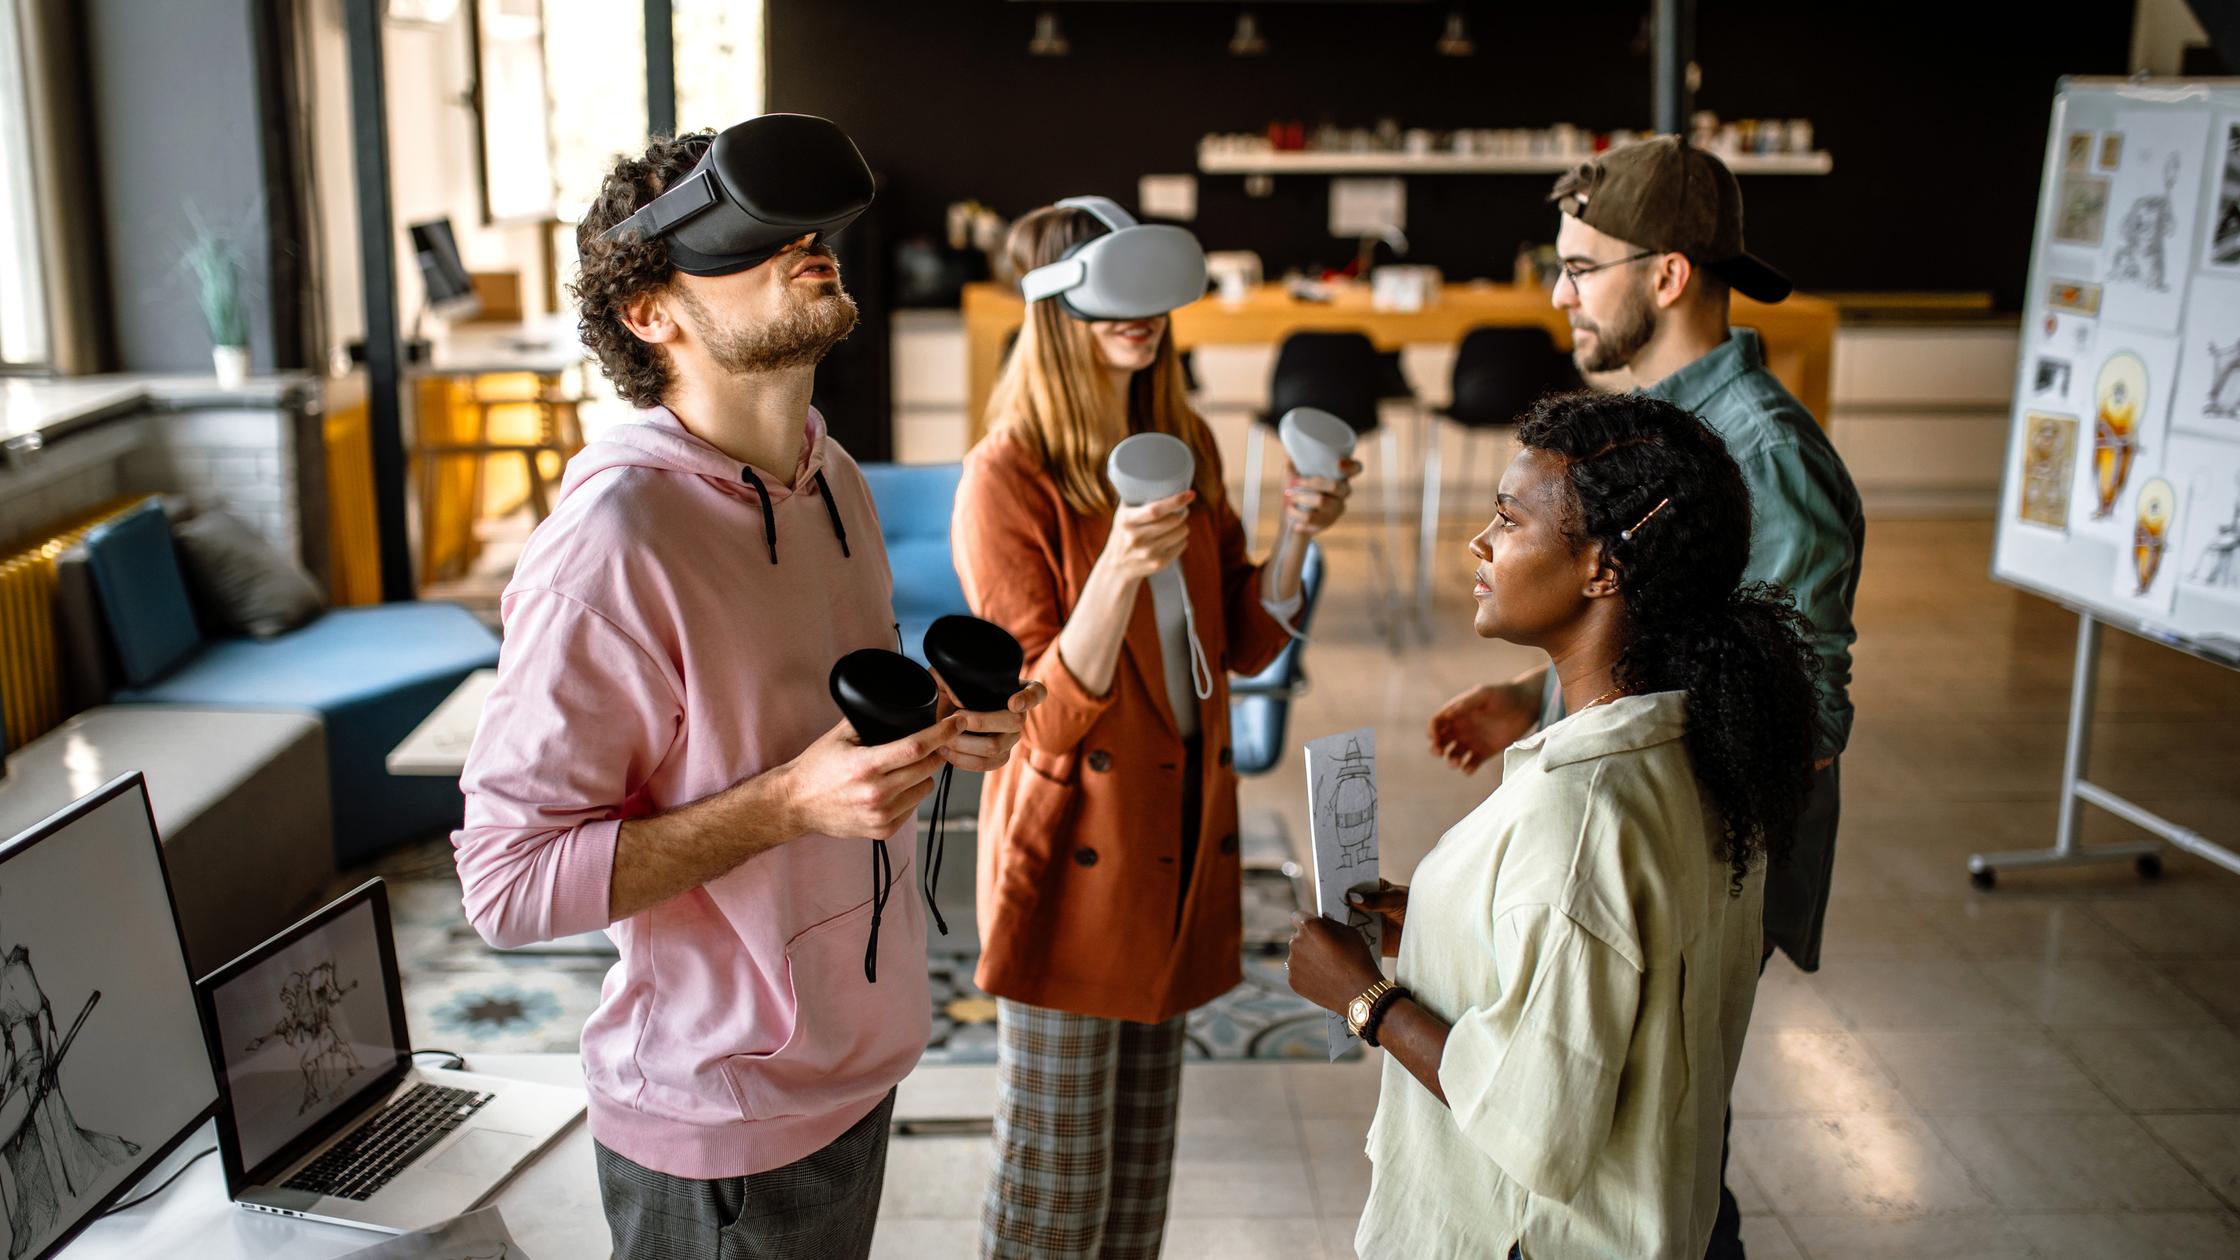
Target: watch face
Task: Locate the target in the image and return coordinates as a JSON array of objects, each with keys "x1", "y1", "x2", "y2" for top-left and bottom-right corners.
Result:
[{"x1": 1349, "y1": 997, "x2": 1371, "y2": 1026}]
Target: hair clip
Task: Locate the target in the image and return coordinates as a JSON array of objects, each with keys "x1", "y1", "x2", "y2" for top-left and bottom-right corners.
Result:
[{"x1": 1620, "y1": 497, "x2": 1671, "y2": 542}]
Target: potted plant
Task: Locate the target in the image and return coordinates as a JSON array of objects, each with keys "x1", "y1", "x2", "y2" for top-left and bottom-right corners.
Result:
[{"x1": 184, "y1": 214, "x2": 249, "y2": 387}]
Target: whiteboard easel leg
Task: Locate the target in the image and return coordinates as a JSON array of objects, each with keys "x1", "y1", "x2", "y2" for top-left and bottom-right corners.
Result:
[{"x1": 1968, "y1": 614, "x2": 2163, "y2": 887}]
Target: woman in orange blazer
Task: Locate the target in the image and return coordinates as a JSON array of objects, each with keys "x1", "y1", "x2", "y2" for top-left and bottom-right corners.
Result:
[{"x1": 953, "y1": 202, "x2": 1357, "y2": 1259}]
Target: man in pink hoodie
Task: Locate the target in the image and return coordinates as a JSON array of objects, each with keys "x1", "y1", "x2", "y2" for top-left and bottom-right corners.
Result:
[{"x1": 454, "y1": 121, "x2": 1040, "y2": 1258}]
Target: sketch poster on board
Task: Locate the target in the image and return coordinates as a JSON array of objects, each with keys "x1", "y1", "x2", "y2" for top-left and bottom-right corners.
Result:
[
  {"x1": 2169, "y1": 273, "x2": 2240, "y2": 437},
  {"x1": 2073, "y1": 333, "x2": 2179, "y2": 541},
  {"x1": 2174, "y1": 436, "x2": 2240, "y2": 606},
  {"x1": 1303, "y1": 728, "x2": 1379, "y2": 1062},
  {"x1": 2112, "y1": 476, "x2": 2183, "y2": 614},
  {"x1": 2098, "y1": 109, "x2": 2210, "y2": 333},
  {"x1": 2017, "y1": 412, "x2": 2081, "y2": 532},
  {"x1": 2202, "y1": 114, "x2": 2240, "y2": 273}
]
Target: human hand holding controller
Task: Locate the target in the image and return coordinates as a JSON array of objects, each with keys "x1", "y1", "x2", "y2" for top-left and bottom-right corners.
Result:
[{"x1": 1105, "y1": 433, "x2": 1215, "y2": 700}]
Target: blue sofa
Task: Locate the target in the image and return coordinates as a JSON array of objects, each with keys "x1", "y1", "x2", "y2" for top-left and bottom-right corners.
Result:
[
  {"x1": 857, "y1": 462, "x2": 971, "y2": 666},
  {"x1": 82, "y1": 501, "x2": 500, "y2": 864}
]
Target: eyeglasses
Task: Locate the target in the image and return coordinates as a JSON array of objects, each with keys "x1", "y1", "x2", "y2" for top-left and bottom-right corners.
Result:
[{"x1": 1555, "y1": 250, "x2": 1658, "y2": 292}]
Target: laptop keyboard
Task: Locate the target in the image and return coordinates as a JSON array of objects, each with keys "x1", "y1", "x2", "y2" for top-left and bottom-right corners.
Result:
[{"x1": 280, "y1": 1083, "x2": 493, "y2": 1202}]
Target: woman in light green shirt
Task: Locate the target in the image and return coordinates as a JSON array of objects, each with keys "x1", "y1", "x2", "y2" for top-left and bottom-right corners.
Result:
[{"x1": 1286, "y1": 392, "x2": 1821, "y2": 1259}]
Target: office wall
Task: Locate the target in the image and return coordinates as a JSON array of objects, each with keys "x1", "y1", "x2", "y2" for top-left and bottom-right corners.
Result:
[
  {"x1": 766, "y1": 0, "x2": 2135, "y2": 310},
  {"x1": 83, "y1": 0, "x2": 277, "y2": 373}
]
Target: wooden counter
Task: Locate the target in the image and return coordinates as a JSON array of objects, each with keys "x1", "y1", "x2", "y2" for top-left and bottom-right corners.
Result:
[{"x1": 962, "y1": 281, "x2": 1837, "y2": 440}]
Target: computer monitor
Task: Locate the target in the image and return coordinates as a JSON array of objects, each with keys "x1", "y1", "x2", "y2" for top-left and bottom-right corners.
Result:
[
  {"x1": 0, "y1": 773, "x2": 217, "y2": 1257},
  {"x1": 198, "y1": 880, "x2": 410, "y2": 1190},
  {"x1": 408, "y1": 218, "x2": 481, "y2": 322}
]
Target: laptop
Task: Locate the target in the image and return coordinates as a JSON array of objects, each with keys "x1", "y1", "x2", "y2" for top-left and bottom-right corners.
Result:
[{"x1": 195, "y1": 878, "x2": 585, "y2": 1232}]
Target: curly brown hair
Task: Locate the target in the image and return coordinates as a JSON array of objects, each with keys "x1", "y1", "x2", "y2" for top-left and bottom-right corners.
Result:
[{"x1": 570, "y1": 131, "x2": 715, "y2": 408}]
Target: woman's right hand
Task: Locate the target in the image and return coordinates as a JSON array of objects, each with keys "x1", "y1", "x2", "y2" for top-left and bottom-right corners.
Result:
[
  {"x1": 1347, "y1": 879, "x2": 1409, "y2": 957},
  {"x1": 1096, "y1": 491, "x2": 1195, "y2": 586}
]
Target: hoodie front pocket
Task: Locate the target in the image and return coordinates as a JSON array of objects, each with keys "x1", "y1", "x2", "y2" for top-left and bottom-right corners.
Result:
[{"x1": 721, "y1": 883, "x2": 926, "y2": 1123}]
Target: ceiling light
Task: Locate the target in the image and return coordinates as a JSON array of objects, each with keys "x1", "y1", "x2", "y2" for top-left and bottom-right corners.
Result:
[
  {"x1": 1437, "y1": 11, "x2": 1475, "y2": 57},
  {"x1": 1229, "y1": 12, "x2": 1267, "y2": 57},
  {"x1": 1029, "y1": 11, "x2": 1068, "y2": 57}
]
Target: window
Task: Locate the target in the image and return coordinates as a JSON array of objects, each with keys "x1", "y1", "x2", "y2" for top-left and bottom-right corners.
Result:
[
  {"x1": 0, "y1": 0, "x2": 49, "y2": 369},
  {"x1": 673, "y1": 0, "x2": 763, "y2": 136}
]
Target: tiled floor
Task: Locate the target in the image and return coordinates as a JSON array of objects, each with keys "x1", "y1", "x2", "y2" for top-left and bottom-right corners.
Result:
[{"x1": 873, "y1": 513, "x2": 2240, "y2": 1258}]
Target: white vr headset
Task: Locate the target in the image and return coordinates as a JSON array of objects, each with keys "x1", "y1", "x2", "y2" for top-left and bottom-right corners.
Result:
[{"x1": 1019, "y1": 196, "x2": 1209, "y2": 320}]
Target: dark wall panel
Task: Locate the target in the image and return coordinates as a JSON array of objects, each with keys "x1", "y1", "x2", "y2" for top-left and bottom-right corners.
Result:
[{"x1": 768, "y1": 0, "x2": 2134, "y2": 311}]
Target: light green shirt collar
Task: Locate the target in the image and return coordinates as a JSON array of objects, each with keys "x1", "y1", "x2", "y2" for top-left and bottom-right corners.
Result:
[
  {"x1": 1507, "y1": 690, "x2": 1687, "y2": 774},
  {"x1": 1642, "y1": 327, "x2": 1764, "y2": 415}
]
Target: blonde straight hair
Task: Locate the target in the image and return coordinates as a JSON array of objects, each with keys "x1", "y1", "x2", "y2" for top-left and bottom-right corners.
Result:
[{"x1": 986, "y1": 205, "x2": 1224, "y2": 518}]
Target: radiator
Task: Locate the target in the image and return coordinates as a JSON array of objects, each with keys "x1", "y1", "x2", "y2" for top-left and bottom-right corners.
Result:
[{"x1": 0, "y1": 497, "x2": 152, "y2": 752}]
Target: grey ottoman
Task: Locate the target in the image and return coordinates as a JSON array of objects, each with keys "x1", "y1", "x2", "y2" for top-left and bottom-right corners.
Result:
[{"x1": 0, "y1": 704, "x2": 334, "y2": 976}]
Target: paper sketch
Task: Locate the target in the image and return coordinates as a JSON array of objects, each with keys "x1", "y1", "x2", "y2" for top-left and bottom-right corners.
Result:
[
  {"x1": 2055, "y1": 175, "x2": 2110, "y2": 247},
  {"x1": 2204, "y1": 116, "x2": 2240, "y2": 271},
  {"x1": 2113, "y1": 476, "x2": 2181, "y2": 613},
  {"x1": 2168, "y1": 274, "x2": 2240, "y2": 436},
  {"x1": 337, "y1": 1204, "x2": 530, "y2": 1260},
  {"x1": 2065, "y1": 131, "x2": 2091, "y2": 172},
  {"x1": 1303, "y1": 729, "x2": 1379, "y2": 1062},
  {"x1": 2018, "y1": 413, "x2": 2079, "y2": 531},
  {"x1": 2180, "y1": 459, "x2": 2240, "y2": 603},
  {"x1": 2031, "y1": 357, "x2": 2073, "y2": 400},
  {"x1": 2073, "y1": 335, "x2": 2178, "y2": 540},
  {"x1": 2048, "y1": 278, "x2": 2103, "y2": 317},
  {"x1": 2100, "y1": 110, "x2": 2209, "y2": 332},
  {"x1": 2101, "y1": 132, "x2": 2124, "y2": 171},
  {"x1": 242, "y1": 961, "x2": 366, "y2": 1116},
  {"x1": 0, "y1": 945, "x2": 139, "y2": 1258}
]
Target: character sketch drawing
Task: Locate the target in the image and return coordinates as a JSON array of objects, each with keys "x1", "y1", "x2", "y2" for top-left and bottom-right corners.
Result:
[
  {"x1": 244, "y1": 961, "x2": 364, "y2": 1115},
  {"x1": 2206, "y1": 339, "x2": 2240, "y2": 418},
  {"x1": 1321, "y1": 737, "x2": 1378, "y2": 868},
  {"x1": 2190, "y1": 473, "x2": 2240, "y2": 589},
  {"x1": 2110, "y1": 152, "x2": 2182, "y2": 292},
  {"x1": 0, "y1": 933, "x2": 139, "y2": 1258}
]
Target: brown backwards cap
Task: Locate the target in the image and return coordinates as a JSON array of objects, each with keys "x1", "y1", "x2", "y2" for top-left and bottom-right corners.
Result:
[{"x1": 1549, "y1": 136, "x2": 1792, "y2": 303}]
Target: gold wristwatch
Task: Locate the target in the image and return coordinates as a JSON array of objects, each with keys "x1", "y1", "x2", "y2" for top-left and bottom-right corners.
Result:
[{"x1": 1346, "y1": 978, "x2": 1400, "y2": 1044}]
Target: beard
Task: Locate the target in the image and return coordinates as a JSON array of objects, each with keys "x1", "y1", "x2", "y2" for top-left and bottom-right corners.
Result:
[
  {"x1": 676, "y1": 255, "x2": 861, "y2": 374},
  {"x1": 1570, "y1": 273, "x2": 1657, "y2": 374}
]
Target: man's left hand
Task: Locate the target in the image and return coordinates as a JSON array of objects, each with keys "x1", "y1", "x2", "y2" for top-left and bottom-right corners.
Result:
[
  {"x1": 1285, "y1": 911, "x2": 1384, "y2": 1014},
  {"x1": 934, "y1": 676, "x2": 1046, "y2": 772}
]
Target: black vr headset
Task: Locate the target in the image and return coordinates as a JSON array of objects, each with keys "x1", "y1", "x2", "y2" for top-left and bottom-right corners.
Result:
[{"x1": 599, "y1": 113, "x2": 875, "y2": 276}]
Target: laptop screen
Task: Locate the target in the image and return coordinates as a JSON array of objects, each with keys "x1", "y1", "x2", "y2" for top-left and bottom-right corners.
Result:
[{"x1": 205, "y1": 891, "x2": 408, "y2": 1174}]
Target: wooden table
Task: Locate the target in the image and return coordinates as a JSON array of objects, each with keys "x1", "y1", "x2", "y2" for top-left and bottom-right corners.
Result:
[{"x1": 962, "y1": 280, "x2": 1837, "y2": 439}]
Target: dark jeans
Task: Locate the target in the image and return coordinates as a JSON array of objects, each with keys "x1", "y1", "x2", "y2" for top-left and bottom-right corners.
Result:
[{"x1": 595, "y1": 1090, "x2": 896, "y2": 1260}]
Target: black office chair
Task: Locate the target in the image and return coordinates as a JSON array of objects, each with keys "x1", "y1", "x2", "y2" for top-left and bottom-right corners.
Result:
[
  {"x1": 1242, "y1": 330, "x2": 1412, "y2": 643},
  {"x1": 1416, "y1": 326, "x2": 1582, "y2": 621}
]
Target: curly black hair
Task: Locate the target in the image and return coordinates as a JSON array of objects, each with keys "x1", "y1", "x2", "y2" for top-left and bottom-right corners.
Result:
[
  {"x1": 1517, "y1": 391, "x2": 1822, "y2": 894},
  {"x1": 570, "y1": 131, "x2": 715, "y2": 408}
]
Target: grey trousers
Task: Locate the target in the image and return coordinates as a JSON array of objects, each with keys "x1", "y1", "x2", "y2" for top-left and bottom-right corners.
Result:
[{"x1": 595, "y1": 1090, "x2": 896, "y2": 1260}]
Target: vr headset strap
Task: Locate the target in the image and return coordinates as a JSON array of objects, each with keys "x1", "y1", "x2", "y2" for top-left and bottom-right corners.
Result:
[
  {"x1": 1019, "y1": 256, "x2": 1089, "y2": 304},
  {"x1": 602, "y1": 169, "x2": 722, "y2": 244}
]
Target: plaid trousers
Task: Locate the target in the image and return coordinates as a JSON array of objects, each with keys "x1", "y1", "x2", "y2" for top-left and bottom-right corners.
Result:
[{"x1": 980, "y1": 999, "x2": 1188, "y2": 1260}]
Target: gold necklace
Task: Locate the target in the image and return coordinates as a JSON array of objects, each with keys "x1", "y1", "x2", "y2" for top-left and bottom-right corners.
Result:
[{"x1": 1580, "y1": 687, "x2": 1627, "y2": 711}]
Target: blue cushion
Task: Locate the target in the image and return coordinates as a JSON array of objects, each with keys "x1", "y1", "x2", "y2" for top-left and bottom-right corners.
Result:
[
  {"x1": 860, "y1": 464, "x2": 971, "y2": 664},
  {"x1": 1228, "y1": 544, "x2": 1324, "y2": 776},
  {"x1": 83, "y1": 501, "x2": 204, "y2": 687},
  {"x1": 118, "y1": 602, "x2": 499, "y2": 864}
]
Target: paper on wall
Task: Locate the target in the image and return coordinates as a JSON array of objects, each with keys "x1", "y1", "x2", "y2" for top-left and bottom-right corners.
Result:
[
  {"x1": 2200, "y1": 114, "x2": 2240, "y2": 274},
  {"x1": 2072, "y1": 332, "x2": 2179, "y2": 541},
  {"x1": 1304, "y1": 728, "x2": 1380, "y2": 1062},
  {"x1": 2097, "y1": 109, "x2": 2210, "y2": 333},
  {"x1": 2173, "y1": 435, "x2": 2240, "y2": 607},
  {"x1": 1330, "y1": 177, "x2": 1405, "y2": 238},
  {"x1": 2167, "y1": 272, "x2": 2240, "y2": 439},
  {"x1": 1138, "y1": 174, "x2": 1198, "y2": 222}
]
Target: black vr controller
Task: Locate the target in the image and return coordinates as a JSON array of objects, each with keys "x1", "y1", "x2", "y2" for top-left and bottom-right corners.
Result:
[{"x1": 827, "y1": 618, "x2": 1024, "y2": 981}]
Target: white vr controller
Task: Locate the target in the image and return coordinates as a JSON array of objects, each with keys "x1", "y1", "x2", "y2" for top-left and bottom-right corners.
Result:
[{"x1": 1107, "y1": 433, "x2": 1214, "y2": 701}]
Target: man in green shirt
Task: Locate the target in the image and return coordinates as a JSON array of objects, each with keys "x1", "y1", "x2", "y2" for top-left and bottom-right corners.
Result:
[{"x1": 1426, "y1": 137, "x2": 1863, "y2": 1260}]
